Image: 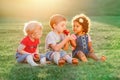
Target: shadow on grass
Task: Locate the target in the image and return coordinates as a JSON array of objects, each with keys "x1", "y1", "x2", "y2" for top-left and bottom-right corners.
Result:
[
  {"x1": 7, "y1": 62, "x2": 80, "y2": 80},
  {"x1": 7, "y1": 59, "x2": 120, "y2": 80}
]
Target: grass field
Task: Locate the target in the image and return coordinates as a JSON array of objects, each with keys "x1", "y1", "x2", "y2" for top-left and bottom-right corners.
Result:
[{"x1": 0, "y1": 16, "x2": 120, "y2": 80}]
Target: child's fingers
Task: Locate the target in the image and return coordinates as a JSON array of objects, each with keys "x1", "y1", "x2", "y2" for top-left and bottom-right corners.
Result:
[{"x1": 71, "y1": 34, "x2": 77, "y2": 40}]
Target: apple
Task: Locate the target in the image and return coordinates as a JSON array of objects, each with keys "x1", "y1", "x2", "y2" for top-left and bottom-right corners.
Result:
[{"x1": 63, "y1": 30, "x2": 70, "y2": 35}]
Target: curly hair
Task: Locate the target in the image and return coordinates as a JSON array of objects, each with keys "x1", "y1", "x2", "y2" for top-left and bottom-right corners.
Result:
[{"x1": 72, "y1": 14, "x2": 91, "y2": 33}]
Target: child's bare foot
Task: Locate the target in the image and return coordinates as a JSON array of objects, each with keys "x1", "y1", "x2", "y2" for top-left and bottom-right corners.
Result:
[
  {"x1": 58, "y1": 59, "x2": 65, "y2": 67},
  {"x1": 46, "y1": 61, "x2": 51, "y2": 64},
  {"x1": 72, "y1": 58, "x2": 79, "y2": 65},
  {"x1": 100, "y1": 56, "x2": 106, "y2": 62}
]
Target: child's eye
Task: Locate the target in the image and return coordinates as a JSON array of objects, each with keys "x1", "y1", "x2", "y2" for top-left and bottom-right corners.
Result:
[{"x1": 74, "y1": 26, "x2": 76, "y2": 28}]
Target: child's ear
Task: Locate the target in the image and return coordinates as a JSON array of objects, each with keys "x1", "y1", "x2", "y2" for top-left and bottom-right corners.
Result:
[{"x1": 53, "y1": 24, "x2": 56, "y2": 29}]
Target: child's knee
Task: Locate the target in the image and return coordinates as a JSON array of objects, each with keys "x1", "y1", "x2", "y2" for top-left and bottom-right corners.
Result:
[
  {"x1": 77, "y1": 51, "x2": 85, "y2": 57},
  {"x1": 77, "y1": 51, "x2": 88, "y2": 62}
]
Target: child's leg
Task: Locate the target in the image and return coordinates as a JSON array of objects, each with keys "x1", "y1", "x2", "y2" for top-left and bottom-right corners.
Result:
[
  {"x1": 40, "y1": 54, "x2": 46, "y2": 65},
  {"x1": 40, "y1": 57, "x2": 46, "y2": 65},
  {"x1": 88, "y1": 53, "x2": 106, "y2": 62},
  {"x1": 63, "y1": 55, "x2": 78, "y2": 65},
  {"x1": 16, "y1": 53, "x2": 29, "y2": 63},
  {"x1": 60, "y1": 51, "x2": 78, "y2": 64},
  {"x1": 77, "y1": 51, "x2": 88, "y2": 62},
  {"x1": 52, "y1": 52, "x2": 60, "y2": 64},
  {"x1": 52, "y1": 52, "x2": 65, "y2": 66},
  {"x1": 63, "y1": 55, "x2": 72, "y2": 63},
  {"x1": 88, "y1": 53, "x2": 99, "y2": 61},
  {"x1": 26, "y1": 55, "x2": 39, "y2": 66}
]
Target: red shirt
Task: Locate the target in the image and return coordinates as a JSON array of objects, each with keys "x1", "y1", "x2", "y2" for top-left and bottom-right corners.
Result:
[{"x1": 20, "y1": 36, "x2": 40, "y2": 53}]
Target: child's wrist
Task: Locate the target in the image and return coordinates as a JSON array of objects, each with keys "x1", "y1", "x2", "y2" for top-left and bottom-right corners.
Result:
[{"x1": 66, "y1": 36, "x2": 70, "y2": 41}]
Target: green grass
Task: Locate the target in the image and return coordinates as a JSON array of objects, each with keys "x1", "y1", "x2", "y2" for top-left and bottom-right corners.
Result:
[{"x1": 0, "y1": 16, "x2": 120, "y2": 80}]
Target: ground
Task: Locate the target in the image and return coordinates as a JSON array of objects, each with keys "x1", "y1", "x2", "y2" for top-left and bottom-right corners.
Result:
[{"x1": 0, "y1": 16, "x2": 120, "y2": 80}]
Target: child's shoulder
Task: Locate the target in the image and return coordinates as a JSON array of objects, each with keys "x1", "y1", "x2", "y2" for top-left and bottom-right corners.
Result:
[
  {"x1": 20, "y1": 36, "x2": 30, "y2": 44},
  {"x1": 46, "y1": 31, "x2": 53, "y2": 37},
  {"x1": 86, "y1": 34, "x2": 92, "y2": 42},
  {"x1": 21, "y1": 36, "x2": 29, "y2": 41},
  {"x1": 86, "y1": 33, "x2": 91, "y2": 37},
  {"x1": 47, "y1": 31, "x2": 58, "y2": 37}
]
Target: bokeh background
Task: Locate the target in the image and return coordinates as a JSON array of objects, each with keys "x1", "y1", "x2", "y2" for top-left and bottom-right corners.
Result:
[{"x1": 0, "y1": 0, "x2": 120, "y2": 20}]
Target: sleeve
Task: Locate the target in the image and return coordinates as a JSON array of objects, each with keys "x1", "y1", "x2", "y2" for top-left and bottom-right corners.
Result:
[
  {"x1": 88, "y1": 34, "x2": 92, "y2": 42},
  {"x1": 71, "y1": 34, "x2": 77, "y2": 40},
  {"x1": 46, "y1": 33, "x2": 56, "y2": 45},
  {"x1": 60, "y1": 34, "x2": 65, "y2": 40},
  {"x1": 20, "y1": 37, "x2": 28, "y2": 46},
  {"x1": 37, "y1": 39, "x2": 40, "y2": 44}
]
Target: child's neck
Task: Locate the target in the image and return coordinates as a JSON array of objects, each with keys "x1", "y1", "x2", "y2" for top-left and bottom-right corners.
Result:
[
  {"x1": 28, "y1": 36, "x2": 35, "y2": 42},
  {"x1": 53, "y1": 30, "x2": 60, "y2": 35},
  {"x1": 77, "y1": 32, "x2": 86, "y2": 36}
]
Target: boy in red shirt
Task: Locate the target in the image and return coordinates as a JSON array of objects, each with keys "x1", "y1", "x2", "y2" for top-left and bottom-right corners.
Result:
[{"x1": 16, "y1": 21, "x2": 46, "y2": 66}]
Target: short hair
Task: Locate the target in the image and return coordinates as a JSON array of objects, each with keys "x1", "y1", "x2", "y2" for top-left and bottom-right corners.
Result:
[
  {"x1": 23, "y1": 21, "x2": 43, "y2": 35},
  {"x1": 72, "y1": 14, "x2": 91, "y2": 33},
  {"x1": 49, "y1": 14, "x2": 66, "y2": 29}
]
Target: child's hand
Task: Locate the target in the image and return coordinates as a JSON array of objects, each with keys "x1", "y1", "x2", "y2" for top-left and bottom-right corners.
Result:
[{"x1": 89, "y1": 49, "x2": 94, "y2": 53}]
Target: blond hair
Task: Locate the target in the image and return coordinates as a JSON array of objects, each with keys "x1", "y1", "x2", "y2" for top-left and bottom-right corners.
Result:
[
  {"x1": 72, "y1": 13, "x2": 91, "y2": 33},
  {"x1": 23, "y1": 21, "x2": 43, "y2": 35}
]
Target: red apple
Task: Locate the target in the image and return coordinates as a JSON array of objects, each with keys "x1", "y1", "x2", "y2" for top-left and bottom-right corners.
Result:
[
  {"x1": 63, "y1": 30, "x2": 70, "y2": 35},
  {"x1": 33, "y1": 54, "x2": 40, "y2": 61},
  {"x1": 34, "y1": 54, "x2": 39, "y2": 59}
]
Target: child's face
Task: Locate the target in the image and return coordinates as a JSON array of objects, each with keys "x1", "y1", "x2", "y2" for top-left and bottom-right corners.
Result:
[
  {"x1": 73, "y1": 21, "x2": 83, "y2": 34},
  {"x1": 32, "y1": 27, "x2": 42, "y2": 39},
  {"x1": 53, "y1": 21, "x2": 66, "y2": 33}
]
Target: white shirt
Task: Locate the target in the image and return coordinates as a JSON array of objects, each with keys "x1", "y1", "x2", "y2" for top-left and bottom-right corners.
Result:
[{"x1": 45, "y1": 31, "x2": 64, "y2": 51}]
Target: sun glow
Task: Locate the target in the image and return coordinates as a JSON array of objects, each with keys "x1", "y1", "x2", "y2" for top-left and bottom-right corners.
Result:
[
  {"x1": 0, "y1": 0, "x2": 66, "y2": 19},
  {"x1": 1, "y1": 0, "x2": 96, "y2": 20}
]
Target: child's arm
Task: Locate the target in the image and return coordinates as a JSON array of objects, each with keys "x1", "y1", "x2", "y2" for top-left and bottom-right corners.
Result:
[
  {"x1": 88, "y1": 42, "x2": 94, "y2": 53},
  {"x1": 88, "y1": 34, "x2": 94, "y2": 53},
  {"x1": 35, "y1": 46, "x2": 39, "y2": 54},
  {"x1": 63, "y1": 41, "x2": 69, "y2": 50},
  {"x1": 49, "y1": 36, "x2": 70, "y2": 51},
  {"x1": 70, "y1": 39, "x2": 76, "y2": 48},
  {"x1": 17, "y1": 44, "x2": 30, "y2": 54},
  {"x1": 69, "y1": 34, "x2": 76, "y2": 49}
]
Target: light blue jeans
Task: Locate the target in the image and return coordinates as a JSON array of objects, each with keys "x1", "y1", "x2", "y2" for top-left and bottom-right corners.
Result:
[
  {"x1": 46, "y1": 50, "x2": 67, "y2": 61},
  {"x1": 16, "y1": 53, "x2": 46, "y2": 63}
]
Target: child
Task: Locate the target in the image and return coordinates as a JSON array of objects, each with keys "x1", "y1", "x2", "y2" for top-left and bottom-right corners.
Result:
[
  {"x1": 70, "y1": 14, "x2": 106, "y2": 62},
  {"x1": 16, "y1": 21, "x2": 46, "y2": 66},
  {"x1": 45, "y1": 14, "x2": 78, "y2": 66}
]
